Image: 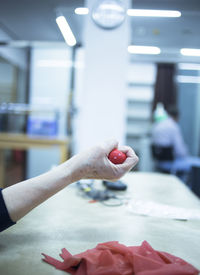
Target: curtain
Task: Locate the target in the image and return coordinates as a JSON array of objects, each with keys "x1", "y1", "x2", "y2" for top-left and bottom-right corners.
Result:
[{"x1": 152, "y1": 63, "x2": 177, "y2": 113}]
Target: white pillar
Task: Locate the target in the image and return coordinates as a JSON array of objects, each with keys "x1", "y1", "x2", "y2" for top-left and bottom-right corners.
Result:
[{"x1": 76, "y1": 0, "x2": 130, "y2": 151}]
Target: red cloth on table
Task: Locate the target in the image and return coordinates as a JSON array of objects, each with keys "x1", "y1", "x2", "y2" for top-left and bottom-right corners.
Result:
[{"x1": 42, "y1": 240, "x2": 199, "y2": 275}]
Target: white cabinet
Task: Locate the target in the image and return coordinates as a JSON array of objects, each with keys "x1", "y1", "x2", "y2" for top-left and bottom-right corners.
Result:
[{"x1": 126, "y1": 63, "x2": 156, "y2": 171}]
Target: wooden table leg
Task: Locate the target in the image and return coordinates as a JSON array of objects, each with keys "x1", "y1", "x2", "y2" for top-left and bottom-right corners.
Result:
[
  {"x1": 0, "y1": 150, "x2": 4, "y2": 188},
  {"x1": 60, "y1": 145, "x2": 68, "y2": 164}
]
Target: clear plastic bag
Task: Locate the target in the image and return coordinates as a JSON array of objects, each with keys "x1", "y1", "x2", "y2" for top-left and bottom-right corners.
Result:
[{"x1": 127, "y1": 199, "x2": 200, "y2": 221}]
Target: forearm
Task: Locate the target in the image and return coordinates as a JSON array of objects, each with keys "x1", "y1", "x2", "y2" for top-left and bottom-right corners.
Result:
[
  {"x1": 2, "y1": 157, "x2": 81, "y2": 222},
  {"x1": 1, "y1": 140, "x2": 138, "y2": 226}
]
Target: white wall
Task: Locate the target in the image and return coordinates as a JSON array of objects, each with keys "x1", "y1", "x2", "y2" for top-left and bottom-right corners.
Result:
[
  {"x1": 27, "y1": 47, "x2": 72, "y2": 178},
  {"x1": 29, "y1": 47, "x2": 72, "y2": 136},
  {"x1": 0, "y1": 28, "x2": 27, "y2": 69},
  {"x1": 177, "y1": 70, "x2": 200, "y2": 156},
  {"x1": 72, "y1": 47, "x2": 85, "y2": 154},
  {"x1": 0, "y1": 62, "x2": 16, "y2": 103},
  {"x1": 0, "y1": 62, "x2": 14, "y2": 85},
  {"x1": 126, "y1": 62, "x2": 156, "y2": 171}
]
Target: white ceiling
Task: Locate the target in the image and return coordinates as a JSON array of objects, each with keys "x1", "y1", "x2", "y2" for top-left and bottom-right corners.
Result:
[
  {"x1": 130, "y1": 0, "x2": 200, "y2": 48},
  {"x1": 0, "y1": 0, "x2": 83, "y2": 42},
  {"x1": 0, "y1": 0, "x2": 200, "y2": 62}
]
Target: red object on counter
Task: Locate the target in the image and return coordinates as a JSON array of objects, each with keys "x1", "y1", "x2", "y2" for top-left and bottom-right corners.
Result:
[
  {"x1": 42, "y1": 240, "x2": 199, "y2": 275},
  {"x1": 108, "y1": 149, "x2": 127, "y2": 164}
]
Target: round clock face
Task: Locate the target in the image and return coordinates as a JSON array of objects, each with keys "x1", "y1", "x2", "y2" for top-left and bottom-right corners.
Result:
[{"x1": 91, "y1": 0, "x2": 126, "y2": 30}]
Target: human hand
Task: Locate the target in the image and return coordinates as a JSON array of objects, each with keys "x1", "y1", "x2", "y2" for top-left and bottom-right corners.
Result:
[
  {"x1": 69, "y1": 139, "x2": 139, "y2": 182},
  {"x1": 1, "y1": 140, "x2": 138, "y2": 224}
]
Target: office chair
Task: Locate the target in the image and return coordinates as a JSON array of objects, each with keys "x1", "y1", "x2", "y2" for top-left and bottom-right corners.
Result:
[
  {"x1": 151, "y1": 144, "x2": 189, "y2": 183},
  {"x1": 151, "y1": 145, "x2": 174, "y2": 173},
  {"x1": 151, "y1": 145, "x2": 174, "y2": 161}
]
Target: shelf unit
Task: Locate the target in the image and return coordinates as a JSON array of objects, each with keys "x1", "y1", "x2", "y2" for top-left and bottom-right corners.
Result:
[{"x1": 125, "y1": 63, "x2": 156, "y2": 171}]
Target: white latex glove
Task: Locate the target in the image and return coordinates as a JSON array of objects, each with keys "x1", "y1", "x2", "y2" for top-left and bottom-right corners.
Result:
[
  {"x1": 67, "y1": 139, "x2": 139, "y2": 182},
  {"x1": 2, "y1": 139, "x2": 138, "y2": 222}
]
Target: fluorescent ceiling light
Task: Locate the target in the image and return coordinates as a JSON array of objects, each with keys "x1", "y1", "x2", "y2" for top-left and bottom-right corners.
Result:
[
  {"x1": 127, "y1": 9, "x2": 181, "y2": 17},
  {"x1": 180, "y1": 48, "x2": 200, "y2": 56},
  {"x1": 56, "y1": 16, "x2": 76, "y2": 47},
  {"x1": 74, "y1": 7, "x2": 89, "y2": 15},
  {"x1": 128, "y1": 45, "x2": 161, "y2": 55},
  {"x1": 178, "y1": 63, "x2": 200, "y2": 71},
  {"x1": 177, "y1": 75, "x2": 200, "y2": 84}
]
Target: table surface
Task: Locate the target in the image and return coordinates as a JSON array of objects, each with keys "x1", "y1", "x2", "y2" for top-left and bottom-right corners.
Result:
[{"x1": 0, "y1": 172, "x2": 200, "y2": 275}]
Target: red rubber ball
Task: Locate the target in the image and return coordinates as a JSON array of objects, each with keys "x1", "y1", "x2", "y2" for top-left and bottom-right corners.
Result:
[{"x1": 108, "y1": 149, "x2": 127, "y2": 164}]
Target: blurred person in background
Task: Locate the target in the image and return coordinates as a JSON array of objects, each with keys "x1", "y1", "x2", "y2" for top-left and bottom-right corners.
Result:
[
  {"x1": 151, "y1": 104, "x2": 200, "y2": 181},
  {"x1": 152, "y1": 104, "x2": 188, "y2": 159}
]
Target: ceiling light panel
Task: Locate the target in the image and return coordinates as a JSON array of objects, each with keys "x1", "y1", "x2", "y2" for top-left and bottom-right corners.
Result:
[
  {"x1": 180, "y1": 48, "x2": 200, "y2": 56},
  {"x1": 128, "y1": 45, "x2": 161, "y2": 55},
  {"x1": 56, "y1": 16, "x2": 76, "y2": 47},
  {"x1": 127, "y1": 9, "x2": 181, "y2": 17},
  {"x1": 74, "y1": 7, "x2": 89, "y2": 15}
]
